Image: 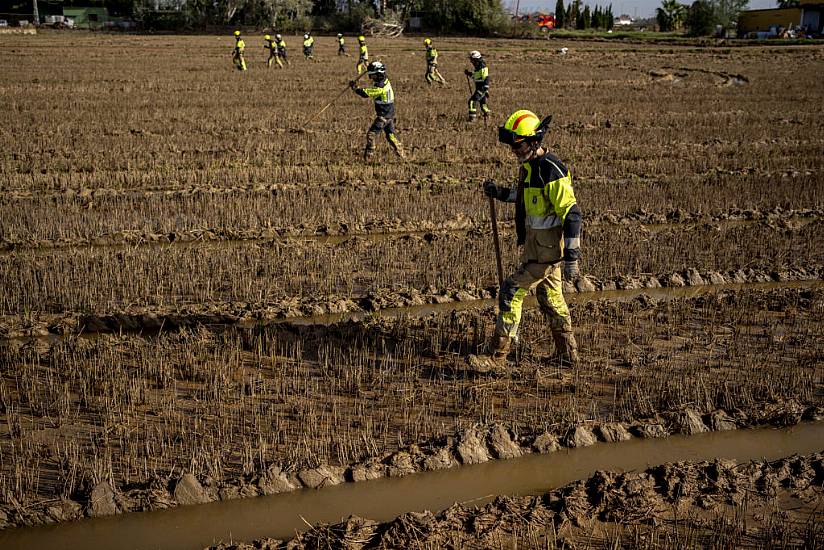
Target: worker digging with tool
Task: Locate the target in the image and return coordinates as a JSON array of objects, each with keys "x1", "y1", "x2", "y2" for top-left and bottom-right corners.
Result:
[
  {"x1": 349, "y1": 61, "x2": 405, "y2": 162},
  {"x1": 356, "y1": 35, "x2": 369, "y2": 74},
  {"x1": 468, "y1": 110, "x2": 582, "y2": 374},
  {"x1": 424, "y1": 38, "x2": 446, "y2": 85},
  {"x1": 232, "y1": 30, "x2": 247, "y2": 71},
  {"x1": 465, "y1": 50, "x2": 490, "y2": 121}
]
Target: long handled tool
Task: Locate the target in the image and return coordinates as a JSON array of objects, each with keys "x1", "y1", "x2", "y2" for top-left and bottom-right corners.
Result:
[
  {"x1": 307, "y1": 69, "x2": 369, "y2": 124},
  {"x1": 489, "y1": 196, "x2": 504, "y2": 288}
]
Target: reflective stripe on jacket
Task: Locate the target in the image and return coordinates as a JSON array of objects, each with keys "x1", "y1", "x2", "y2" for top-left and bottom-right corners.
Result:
[
  {"x1": 500, "y1": 152, "x2": 579, "y2": 263},
  {"x1": 472, "y1": 63, "x2": 489, "y2": 90},
  {"x1": 355, "y1": 78, "x2": 395, "y2": 118}
]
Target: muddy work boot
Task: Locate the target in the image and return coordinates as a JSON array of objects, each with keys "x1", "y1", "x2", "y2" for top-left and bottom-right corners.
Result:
[
  {"x1": 551, "y1": 330, "x2": 579, "y2": 368},
  {"x1": 467, "y1": 335, "x2": 511, "y2": 374}
]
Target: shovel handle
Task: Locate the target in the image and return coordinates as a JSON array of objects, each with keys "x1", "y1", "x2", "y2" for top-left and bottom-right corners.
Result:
[{"x1": 489, "y1": 197, "x2": 504, "y2": 288}]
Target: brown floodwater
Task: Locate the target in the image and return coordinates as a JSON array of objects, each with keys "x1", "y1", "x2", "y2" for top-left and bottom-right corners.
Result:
[{"x1": 0, "y1": 422, "x2": 821, "y2": 550}]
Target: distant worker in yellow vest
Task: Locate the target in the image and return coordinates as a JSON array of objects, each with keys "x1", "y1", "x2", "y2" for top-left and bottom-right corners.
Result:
[
  {"x1": 303, "y1": 32, "x2": 315, "y2": 60},
  {"x1": 337, "y1": 33, "x2": 347, "y2": 56},
  {"x1": 275, "y1": 34, "x2": 288, "y2": 66},
  {"x1": 464, "y1": 50, "x2": 490, "y2": 121},
  {"x1": 350, "y1": 61, "x2": 405, "y2": 161},
  {"x1": 423, "y1": 38, "x2": 446, "y2": 85},
  {"x1": 356, "y1": 35, "x2": 369, "y2": 74},
  {"x1": 263, "y1": 34, "x2": 278, "y2": 68},
  {"x1": 232, "y1": 30, "x2": 247, "y2": 71}
]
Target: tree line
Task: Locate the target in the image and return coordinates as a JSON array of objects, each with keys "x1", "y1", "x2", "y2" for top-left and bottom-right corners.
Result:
[{"x1": 656, "y1": 0, "x2": 749, "y2": 35}]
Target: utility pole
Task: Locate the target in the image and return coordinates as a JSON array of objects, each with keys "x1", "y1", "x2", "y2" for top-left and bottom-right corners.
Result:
[{"x1": 32, "y1": 0, "x2": 39, "y2": 24}]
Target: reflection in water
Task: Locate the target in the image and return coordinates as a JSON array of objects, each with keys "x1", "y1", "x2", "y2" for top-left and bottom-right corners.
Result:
[{"x1": 0, "y1": 423, "x2": 821, "y2": 550}]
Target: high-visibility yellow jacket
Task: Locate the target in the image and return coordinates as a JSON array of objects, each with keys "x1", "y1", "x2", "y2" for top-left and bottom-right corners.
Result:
[
  {"x1": 471, "y1": 62, "x2": 489, "y2": 91},
  {"x1": 359, "y1": 44, "x2": 368, "y2": 60},
  {"x1": 303, "y1": 37, "x2": 314, "y2": 51},
  {"x1": 494, "y1": 152, "x2": 582, "y2": 263},
  {"x1": 354, "y1": 78, "x2": 395, "y2": 119},
  {"x1": 426, "y1": 46, "x2": 438, "y2": 65},
  {"x1": 234, "y1": 39, "x2": 245, "y2": 54},
  {"x1": 276, "y1": 39, "x2": 287, "y2": 55}
]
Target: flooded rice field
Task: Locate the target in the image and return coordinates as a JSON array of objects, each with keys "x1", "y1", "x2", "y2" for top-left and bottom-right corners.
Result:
[{"x1": 0, "y1": 31, "x2": 822, "y2": 548}]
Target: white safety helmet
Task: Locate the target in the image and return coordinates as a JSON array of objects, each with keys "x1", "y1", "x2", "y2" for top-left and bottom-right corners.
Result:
[
  {"x1": 469, "y1": 50, "x2": 482, "y2": 61},
  {"x1": 304, "y1": 33, "x2": 310, "y2": 39},
  {"x1": 275, "y1": 34, "x2": 282, "y2": 40},
  {"x1": 366, "y1": 60, "x2": 386, "y2": 80}
]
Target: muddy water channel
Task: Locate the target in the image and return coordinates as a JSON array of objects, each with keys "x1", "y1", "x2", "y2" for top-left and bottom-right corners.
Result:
[{"x1": 1, "y1": 423, "x2": 821, "y2": 550}]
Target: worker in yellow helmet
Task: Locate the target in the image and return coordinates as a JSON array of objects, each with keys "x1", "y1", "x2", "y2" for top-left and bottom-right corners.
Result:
[
  {"x1": 356, "y1": 35, "x2": 369, "y2": 75},
  {"x1": 232, "y1": 30, "x2": 247, "y2": 71},
  {"x1": 464, "y1": 50, "x2": 490, "y2": 121},
  {"x1": 423, "y1": 38, "x2": 446, "y2": 85},
  {"x1": 468, "y1": 110, "x2": 582, "y2": 373},
  {"x1": 263, "y1": 34, "x2": 278, "y2": 68},
  {"x1": 302, "y1": 32, "x2": 315, "y2": 60},
  {"x1": 337, "y1": 33, "x2": 347, "y2": 56},
  {"x1": 275, "y1": 34, "x2": 288, "y2": 67},
  {"x1": 349, "y1": 61, "x2": 405, "y2": 161}
]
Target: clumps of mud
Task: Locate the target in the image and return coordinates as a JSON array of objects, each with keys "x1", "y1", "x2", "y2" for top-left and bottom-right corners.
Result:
[
  {"x1": 209, "y1": 452, "x2": 824, "y2": 550},
  {"x1": 1, "y1": 264, "x2": 821, "y2": 338},
  {"x1": 1, "y1": 403, "x2": 820, "y2": 531}
]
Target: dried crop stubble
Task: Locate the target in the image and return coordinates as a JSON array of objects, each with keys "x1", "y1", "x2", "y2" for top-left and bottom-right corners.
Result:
[
  {"x1": 0, "y1": 219, "x2": 821, "y2": 315},
  {"x1": 0, "y1": 288, "x2": 821, "y2": 507}
]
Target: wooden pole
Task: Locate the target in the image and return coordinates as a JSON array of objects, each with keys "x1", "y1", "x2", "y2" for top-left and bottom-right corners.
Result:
[{"x1": 489, "y1": 197, "x2": 504, "y2": 287}]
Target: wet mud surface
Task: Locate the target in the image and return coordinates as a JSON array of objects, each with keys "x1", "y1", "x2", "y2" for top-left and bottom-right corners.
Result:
[
  {"x1": 0, "y1": 287, "x2": 821, "y2": 530},
  {"x1": 212, "y1": 452, "x2": 824, "y2": 550},
  {"x1": 1, "y1": 35, "x2": 822, "y2": 536}
]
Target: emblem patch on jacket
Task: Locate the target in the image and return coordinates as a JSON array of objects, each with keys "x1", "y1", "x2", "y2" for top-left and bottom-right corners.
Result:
[{"x1": 532, "y1": 196, "x2": 538, "y2": 204}]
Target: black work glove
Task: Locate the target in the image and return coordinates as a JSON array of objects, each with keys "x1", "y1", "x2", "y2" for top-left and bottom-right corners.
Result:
[
  {"x1": 483, "y1": 180, "x2": 499, "y2": 198},
  {"x1": 349, "y1": 80, "x2": 357, "y2": 89},
  {"x1": 562, "y1": 257, "x2": 580, "y2": 282},
  {"x1": 464, "y1": 69, "x2": 472, "y2": 76}
]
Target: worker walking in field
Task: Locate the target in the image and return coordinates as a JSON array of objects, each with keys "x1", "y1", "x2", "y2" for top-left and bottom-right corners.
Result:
[
  {"x1": 275, "y1": 34, "x2": 288, "y2": 66},
  {"x1": 337, "y1": 33, "x2": 347, "y2": 56},
  {"x1": 263, "y1": 34, "x2": 278, "y2": 68},
  {"x1": 423, "y1": 38, "x2": 446, "y2": 85},
  {"x1": 349, "y1": 61, "x2": 405, "y2": 161},
  {"x1": 356, "y1": 35, "x2": 369, "y2": 74},
  {"x1": 303, "y1": 32, "x2": 315, "y2": 60},
  {"x1": 468, "y1": 110, "x2": 582, "y2": 373},
  {"x1": 232, "y1": 30, "x2": 247, "y2": 71},
  {"x1": 465, "y1": 50, "x2": 490, "y2": 121}
]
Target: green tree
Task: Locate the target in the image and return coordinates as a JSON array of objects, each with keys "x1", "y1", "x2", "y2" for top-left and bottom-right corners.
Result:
[
  {"x1": 713, "y1": 0, "x2": 748, "y2": 30},
  {"x1": 606, "y1": 3, "x2": 614, "y2": 29},
  {"x1": 555, "y1": 0, "x2": 565, "y2": 28},
  {"x1": 581, "y1": 4, "x2": 591, "y2": 28},
  {"x1": 656, "y1": 0, "x2": 686, "y2": 31},
  {"x1": 684, "y1": 0, "x2": 714, "y2": 35}
]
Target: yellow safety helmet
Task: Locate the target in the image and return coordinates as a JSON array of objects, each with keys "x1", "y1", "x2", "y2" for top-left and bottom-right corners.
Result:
[
  {"x1": 423, "y1": 38, "x2": 432, "y2": 46},
  {"x1": 234, "y1": 30, "x2": 241, "y2": 37},
  {"x1": 358, "y1": 35, "x2": 366, "y2": 42},
  {"x1": 264, "y1": 34, "x2": 271, "y2": 40},
  {"x1": 498, "y1": 110, "x2": 552, "y2": 146}
]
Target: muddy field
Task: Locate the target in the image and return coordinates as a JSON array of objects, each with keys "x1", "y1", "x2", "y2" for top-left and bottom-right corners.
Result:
[
  {"x1": 213, "y1": 452, "x2": 824, "y2": 549},
  {"x1": 0, "y1": 32, "x2": 822, "y2": 538}
]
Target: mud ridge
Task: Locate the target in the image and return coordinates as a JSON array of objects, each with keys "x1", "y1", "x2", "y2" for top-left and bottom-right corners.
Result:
[
  {"x1": 1, "y1": 407, "x2": 821, "y2": 531},
  {"x1": 0, "y1": 207, "x2": 820, "y2": 253},
  {"x1": 211, "y1": 451, "x2": 824, "y2": 550},
  {"x1": 1, "y1": 265, "x2": 821, "y2": 338}
]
